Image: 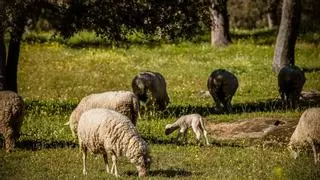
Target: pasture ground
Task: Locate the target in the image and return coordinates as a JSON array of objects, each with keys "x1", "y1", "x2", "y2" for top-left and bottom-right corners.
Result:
[{"x1": 1, "y1": 30, "x2": 320, "y2": 179}]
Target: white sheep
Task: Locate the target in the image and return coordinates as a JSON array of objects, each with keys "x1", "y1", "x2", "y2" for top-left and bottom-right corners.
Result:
[
  {"x1": 132, "y1": 71, "x2": 170, "y2": 111},
  {"x1": 165, "y1": 114, "x2": 210, "y2": 146},
  {"x1": 67, "y1": 91, "x2": 139, "y2": 138},
  {"x1": 0, "y1": 91, "x2": 24, "y2": 152},
  {"x1": 288, "y1": 108, "x2": 320, "y2": 164},
  {"x1": 78, "y1": 108, "x2": 151, "y2": 177}
]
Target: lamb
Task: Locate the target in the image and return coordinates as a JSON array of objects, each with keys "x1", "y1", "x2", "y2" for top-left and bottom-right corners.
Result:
[
  {"x1": 165, "y1": 114, "x2": 210, "y2": 146},
  {"x1": 207, "y1": 69, "x2": 238, "y2": 113},
  {"x1": 132, "y1": 71, "x2": 170, "y2": 111},
  {"x1": 288, "y1": 108, "x2": 320, "y2": 164},
  {"x1": 67, "y1": 91, "x2": 139, "y2": 138},
  {"x1": 278, "y1": 65, "x2": 306, "y2": 109},
  {"x1": 78, "y1": 108, "x2": 151, "y2": 177},
  {"x1": 0, "y1": 91, "x2": 24, "y2": 152}
]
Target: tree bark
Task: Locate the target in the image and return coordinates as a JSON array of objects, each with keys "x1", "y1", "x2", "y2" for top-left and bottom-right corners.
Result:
[
  {"x1": 6, "y1": 14, "x2": 26, "y2": 93},
  {"x1": 210, "y1": 0, "x2": 231, "y2": 47},
  {"x1": 267, "y1": 0, "x2": 280, "y2": 29},
  {"x1": 0, "y1": 30, "x2": 6, "y2": 91},
  {"x1": 272, "y1": 0, "x2": 301, "y2": 73},
  {"x1": 0, "y1": 1, "x2": 6, "y2": 90}
]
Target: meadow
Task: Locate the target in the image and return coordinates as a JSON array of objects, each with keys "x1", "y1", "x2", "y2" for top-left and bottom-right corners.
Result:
[{"x1": 1, "y1": 29, "x2": 320, "y2": 179}]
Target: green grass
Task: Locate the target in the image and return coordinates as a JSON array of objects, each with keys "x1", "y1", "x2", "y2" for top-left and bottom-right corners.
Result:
[
  {"x1": 1, "y1": 29, "x2": 320, "y2": 179},
  {"x1": 1, "y1": 144, "x2": 319, "y2": 179}
]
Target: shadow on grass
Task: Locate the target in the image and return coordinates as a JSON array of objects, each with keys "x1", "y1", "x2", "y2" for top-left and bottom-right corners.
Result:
[
  {"x1": 15, "y1": 139, "x2": 78, "y2": 151},
  {"x1": 158, "y1": 97, "x2": 320, "y2": 118},
  {"x1": 231, "y1": 29, "x2": 277, "y2": 45},
  {"x1": 302, "y1": 67, "x2": 320, "y2": 73},
  {"x1": 126, "y1": 168, "x2": 193, "y2": 177},
  {"x1": 141, "y1": 134, "x2": 253, "y2": 147}
]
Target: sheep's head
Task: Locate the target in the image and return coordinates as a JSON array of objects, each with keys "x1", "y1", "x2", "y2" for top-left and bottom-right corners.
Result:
[
  {"x1": 213, "y1": 75, "x2": 224, "y2": 87},
  {"x1": 136, "y1": 152, "x2": 152, "y2": 177},
  {"x1": 165, "y1": 124, "x2": 175, "y2": 135},
  {"x1": 288, "y1": 142, "x2": 299, "y2": 159}
]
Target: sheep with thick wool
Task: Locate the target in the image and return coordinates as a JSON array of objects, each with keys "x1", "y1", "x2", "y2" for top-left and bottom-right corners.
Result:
[
  {"x1": 165, "y1": 114, "x2": 210, "y2": 146},
  {"x1": 132, "y1": 71, "x2": 170, "y2": 111},
  {"x1": 278, "y1": 65, "x2": 306, "y2": 109},
  {"x1": 288, "y1": 108, "x2": 320, "y2": 164},
  {"x1": 67, "y1": 91, "x2": 139, "y2": 138},
  {"x1": 207, "y1": 69, "x2": 238, "y2": 113},
  {"x1": 78, "y1": 108, "x2": 151, "y2": 177},
  {"x1": 0, "y1": 91, "x2": 24, "y2": 152}
]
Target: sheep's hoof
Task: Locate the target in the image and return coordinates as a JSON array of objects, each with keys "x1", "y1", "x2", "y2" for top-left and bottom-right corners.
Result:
[{"x1": 83, "y1": 170, "x2": 88, "y2": 176}]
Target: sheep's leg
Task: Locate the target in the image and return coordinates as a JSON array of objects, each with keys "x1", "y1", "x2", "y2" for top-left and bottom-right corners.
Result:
[
  {"x1": 203, "y1": 130, "x2": 210, "y2": 146},
  {"x1": 213, "y1": 96, "x2": 222, "y2": 112},
  {"x1": 4, "y1": 128, "x2": 15, "y2": 152},
  {"x1": 311, "y1": 140, "x2": 320, "y2": 164},
  {"x1": 292, "y1": 93, "x2": 299, "y2": 109},
  {"x1": 289, "y1": 93, "x2": 295, "y2": 109},
  {"x1": 286, "y1": 93, "x2": 291, "y2": 108},
  {"x1": 103, "y1": 154, "x2": 110, "y2": 173},
  {"x1": 183, "y1": 129, "x2": 188, "y2": 145},
  {"x1": 81, "y1": 147, "x2": 88, "y2": 175},
  {"x1": 194, "y1": 128, "x2": 201, "y2": 146},
  {"x1": 316, "y1": 144, "x2": 320, "y2": 164},
  {"x1": 279, "y1": 91, "x2": 285, "y2": 107},
  {"x1": 176, "y1": 132, "x2": 182, "y2": 144},
  {"x1": 176, "y1": 128, "x2": 186, "y2": 144},
  {"x1": 111, "y1": 154, "x2": 119, "y2": 177},
  {"x1": 225, "y1": 99, "x2": 233, "y2": 114}
]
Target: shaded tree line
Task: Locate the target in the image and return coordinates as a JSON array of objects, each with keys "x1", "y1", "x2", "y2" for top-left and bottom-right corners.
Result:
[{"x1": 0, "y1": 0, "x2": 319, "y2": 92}]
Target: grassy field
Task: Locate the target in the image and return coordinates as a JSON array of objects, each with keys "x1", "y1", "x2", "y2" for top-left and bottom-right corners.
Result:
[{"x1": 1, "y1": 30, "x2": 320, "y2": 179}]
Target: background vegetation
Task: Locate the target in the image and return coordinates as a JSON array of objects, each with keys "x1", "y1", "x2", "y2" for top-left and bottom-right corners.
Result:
[{"x1": 0, "y1": 29, "x2": 319, "y2": 179}]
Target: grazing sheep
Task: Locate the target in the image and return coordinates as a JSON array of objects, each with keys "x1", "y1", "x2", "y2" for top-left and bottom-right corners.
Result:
[
  {"x1": 78, "y1": 108, "x2": 151, "y2": 177},
  {"x1": 0, "y1": 91, "x2": 24, "y2": 152},
  {"x1": 67, "y1": 91, "x2": 139, "y2": 138},
  {"x1": 278, "y1": 65, "x2": 306, "y2": 109},
  {"x1": 132, "y1": 71, "x2": 170, "y2": 111},
  {"x1": 207, "y1": 69, "x2": 238, "y2": 113},
  {"x1": 288, "y1": 108, "x2": 320, "y2": 164},
  {"x1": 165, "y1": 114, "x2": 210, "y2": 146}
]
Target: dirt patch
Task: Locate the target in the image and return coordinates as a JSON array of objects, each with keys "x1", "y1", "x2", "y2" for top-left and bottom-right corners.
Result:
[{"x1": 206, "y1": 117, "x2": 298, "y2": 147}]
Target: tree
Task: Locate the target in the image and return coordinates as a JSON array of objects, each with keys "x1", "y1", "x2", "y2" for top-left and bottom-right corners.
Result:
[
  {"x1": 267, "y1": 0, "x2": 280, "y2": 29},
  {"x1": 0, "y1": 0, "x2": 6, "y2": 90},
  {"x1": 272, "y1": 0, "x2": 301, "y2": 73},
  {"x1": 0, "y1": 0, "x2": 69, "y2": 92},
  {"x1": 209, "y1": 0, "x2": 231, "y2": 47},
  {"x1": 0, "y1": 0, "x2": 29, "y2": 92}
]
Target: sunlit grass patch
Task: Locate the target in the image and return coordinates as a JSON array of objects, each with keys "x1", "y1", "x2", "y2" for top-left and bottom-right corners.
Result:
[{"x1": 2, "y1": 29, "x2": 319, "y2": 179}]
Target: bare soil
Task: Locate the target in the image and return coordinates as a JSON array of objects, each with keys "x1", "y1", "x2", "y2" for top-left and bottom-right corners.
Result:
[
  {"x1": 205, "y1": 90, "x2": 320, "y2": 147},
  {"x1": 206, "y1": 117, "x2": 298, "y2": 147}
]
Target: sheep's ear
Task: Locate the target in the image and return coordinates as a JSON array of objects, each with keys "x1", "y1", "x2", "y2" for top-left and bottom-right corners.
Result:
[{"x1": 64, "y1": 121, "x2": 70, "y2": 126}]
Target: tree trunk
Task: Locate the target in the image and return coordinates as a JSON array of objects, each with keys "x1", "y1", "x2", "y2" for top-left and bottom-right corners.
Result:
[
  {"x1": 210, "y1": 0, "x2": 231, "y2": 47},
  {"x1": 0, "y1": 30, "x2": 6, "y2": 91},
  {"x1": 0, "y1": 2, "x2": 6, "y2": 91},
  {"x1": 267, "y1": 12, "x2": 278, "y2": 29},
  {"x1": 6, "y1": 15, "x2": 26, "y2": 93},
  {"x1": 272, "y1": 0, "x2": 301, "y2": 73},
  {"x1": 267, "y1": 0, "x2": 280, "y2": 29}
]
